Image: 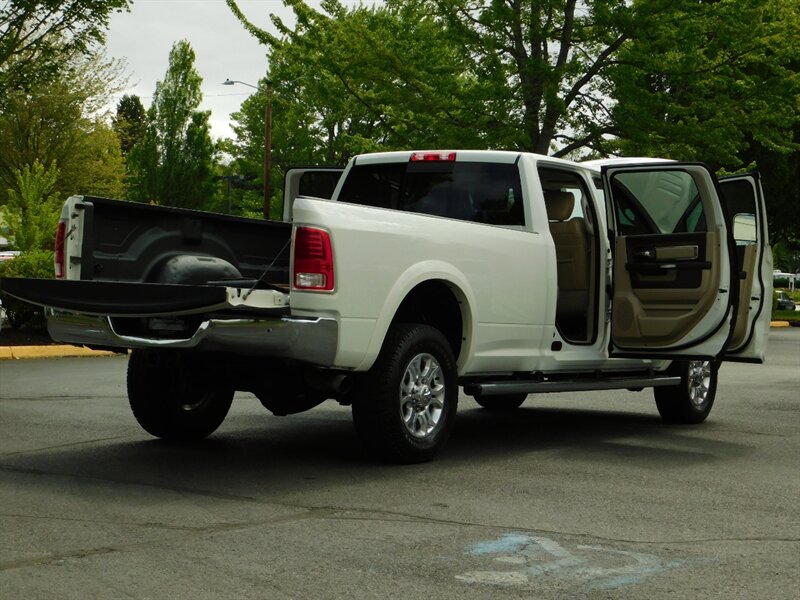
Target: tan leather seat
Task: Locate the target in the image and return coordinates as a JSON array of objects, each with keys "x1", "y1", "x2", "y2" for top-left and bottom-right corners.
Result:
[{"x1": 545, "y1": 191, "x2": 590, "y2": 318}]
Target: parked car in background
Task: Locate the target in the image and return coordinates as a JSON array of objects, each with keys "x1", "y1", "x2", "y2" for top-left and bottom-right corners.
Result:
[
  {"x1": 0, "y1": 250, "x2": 21, "y2": 262},
  {"x1": 775, "y1": 291, "x2": 796, "y2": 311}
]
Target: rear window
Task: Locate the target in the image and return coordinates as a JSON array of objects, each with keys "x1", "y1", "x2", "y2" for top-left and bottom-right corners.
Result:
[{"x1": 337, "y1": 161, "x2": 524, "y2": 226}]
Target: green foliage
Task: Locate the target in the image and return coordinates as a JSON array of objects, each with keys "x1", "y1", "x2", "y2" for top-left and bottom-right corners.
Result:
[
  {"x1": 612, "y1": 0, "x2": 799, "y2": 165},
  {"x1": 4, "y1": 161, "x2": 62, "y2": 252},
  {"x1": 226, "y1": 0, "x2": 798, "y2": 239},
  {"x1": 0, "y1": 250, "x2": 54, "y2": 330},
  {"x1": 610, "y1": 0, "x2": 800, "y2": 245},
  {"x1": 227, "y1": 0, "x2": 635, "y2": 158},
  {"x1": 113, "y1": 94, "x2": 147, "y2": 156},
  {"x1": 772, "y1": 241, "x2": 800, "y2": 274},
  {"x1": 425, "y1": 0, "x2": 634, "y2": 155},
  {"x1": 0, "y1": 0, "x2": 130, "y2": 108},
  {"x1": 772, "y1": 311, "x2": 800, "y2": 324},
  {"x1": 227, "y1": 0, "x2": 494, "y2": 212},
  {"x1": 227, "y1": 0, "x2": 490, "y2": 163},
  {"x1": 0, "y1": 53, "x2": 128, "y2": 205},
  {"x1": 126, "y1": 41, "x2": 219, "y2": 209},
  {"x1": 741, "y1": 125, "x2": 800, "y2": 247}
]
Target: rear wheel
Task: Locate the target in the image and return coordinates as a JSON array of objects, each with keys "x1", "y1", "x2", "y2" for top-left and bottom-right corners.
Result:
[
  {"x1": 473, "y1": 393, "x2": 527, "y2": 411},
  {"x1": 654, "y1": 359, "x2": 718, "y2": 424},
  {"x1": 352, "y1": 324, "x2": 458, "y2": 464},
  {"x1": 127, "y1": 350, "x2": 233, "y2": 440}
]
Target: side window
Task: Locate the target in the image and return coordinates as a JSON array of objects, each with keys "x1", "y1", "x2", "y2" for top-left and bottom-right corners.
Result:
[
  {"x1": 610, "y1": 170, "x2": 707, "y2": 235},
  {"x1": 458, "y1": 163, "x2": 524, "y2": 226},
  {"x1": 537, "y1": 167, "x2": 596, "y2": 231}
]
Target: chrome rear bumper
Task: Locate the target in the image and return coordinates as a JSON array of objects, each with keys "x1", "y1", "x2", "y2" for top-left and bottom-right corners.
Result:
[{"x1": 47, "y1": 311, "x2": 338, "y2": 366}]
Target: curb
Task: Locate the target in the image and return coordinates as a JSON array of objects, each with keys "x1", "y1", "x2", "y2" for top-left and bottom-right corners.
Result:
[
  {"x1": 770, "y1": 321, "x2": 791, "y2": 328},
  {"x1": 0, "y1": 345, "x2": 118, "y2": 360}
]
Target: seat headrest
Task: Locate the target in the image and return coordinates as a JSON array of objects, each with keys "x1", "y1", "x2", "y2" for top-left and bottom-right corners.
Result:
[{"x1": 544, "y1": 191, "x2": 575, "y2": 221}]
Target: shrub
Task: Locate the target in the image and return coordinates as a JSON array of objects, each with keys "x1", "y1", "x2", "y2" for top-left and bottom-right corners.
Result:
[{"x1": 0, "y1": 250, "x2": 54, "y2": 330}]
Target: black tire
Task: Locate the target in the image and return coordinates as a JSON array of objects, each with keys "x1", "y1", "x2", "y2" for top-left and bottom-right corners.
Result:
[
  {"x1": 127, "y1": 350, "x2": 234, "y2": 440},
  {"x1": 654, "y1": 359, "x2": 718, "y2": 424},
  {"x1": 473, "y1": 393, "x2": 527, "y2": 411},
  {"x1": 352, "y1": 323, "x2": 458, "y2": 464}
]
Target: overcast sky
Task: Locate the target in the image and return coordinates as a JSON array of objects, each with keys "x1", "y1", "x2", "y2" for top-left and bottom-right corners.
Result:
[{"x1": 104, "y1": 0, "x2": 331, "y2": 140}]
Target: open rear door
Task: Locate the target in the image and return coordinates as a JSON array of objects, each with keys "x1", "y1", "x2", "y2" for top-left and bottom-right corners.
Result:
[
  {"x1": 603, "y1": 164, "x2": 734, "y2": 358},
  {"x1": 283, "y1": 167, "x2": 344, "y2": 221},
  {"x1": 718, "y1": 173, "x2": 772, "y2": 362}
]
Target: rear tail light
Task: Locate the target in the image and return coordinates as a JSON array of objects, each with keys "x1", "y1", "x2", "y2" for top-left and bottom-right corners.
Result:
[
  {"x1": 54, "y1": 220, "x2": 67, "y2": 279},
  {"x1": 410, "y1": 151, "x2": 456, "y2": 162},
  {"x1": 293, "y1": 226, "x2": 334, "y2": 291}
]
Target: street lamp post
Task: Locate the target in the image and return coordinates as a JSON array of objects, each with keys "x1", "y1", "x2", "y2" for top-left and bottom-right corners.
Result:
[{"x1": 223, "y1": 78, "x2": 273, "y2": 220}]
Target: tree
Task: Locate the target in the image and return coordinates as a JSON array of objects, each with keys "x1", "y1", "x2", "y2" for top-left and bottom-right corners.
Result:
[
  {"x1": 229, "y1": 0, "x2": 798, "y2": 240},
  {"x1": 0, "y1": 52, "x2": 128, "y2": 204},
  {"x1": 113, "y1": 94, "x2": 147, "y2": 156},
  {"x1": 4, "y1": 160, "x2": 61, "y2": 252},
  {"x1": 424, "y1": 0, "x2": 638, "y2": 156},
  {"x1": 227, "y1": 0, "x2": 636, "y2": 157},
  {"x1": 127, "y1": 40, "x2": 218, "y2": 209},
  {"x1": 742, "y1": 126, "x2": 800, "y2": 249},
  {"x1": 611, "y1": 0, "x2": 798, "y2": 165},
  {"x1": 610, "y1": 0, "x2": 799, "y2": 243},
  {"x1": 0, "y1": 0, "x2": 130, "y2": 106},
  {"x1": 0, "y1": 162, "x2": 59, "y2": 330},
  {"x1": 226, "y1": 0, "x2": 485, "y2": 217}
]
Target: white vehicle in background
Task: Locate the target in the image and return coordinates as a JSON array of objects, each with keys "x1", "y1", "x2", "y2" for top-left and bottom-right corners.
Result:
[
  {"x1": 0, "y1": 250, "x2": 21, "y2": 332},
  {"x1": 0, "y1": 150, "x2": 772, "y2": 462}
]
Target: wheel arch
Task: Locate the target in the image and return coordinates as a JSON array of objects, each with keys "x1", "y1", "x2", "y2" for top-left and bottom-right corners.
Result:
[
  {"x1": 391, "y1": 280, "x2": 467, "y2": 362},
  {"x1": 355, "y1": 262, "x2": 476, "y2": 373}
]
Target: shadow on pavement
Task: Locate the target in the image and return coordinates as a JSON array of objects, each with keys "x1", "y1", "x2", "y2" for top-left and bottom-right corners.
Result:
[{"x1": 0, "y1": 400, "x2": 752, "y2": 502}]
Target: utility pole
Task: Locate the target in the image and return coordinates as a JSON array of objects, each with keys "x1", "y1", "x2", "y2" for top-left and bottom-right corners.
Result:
[
  {"x1": 223, "y1": 78, "x2": 274, "y2": 220},
  {"x1": 263, "y1": 80, "x2": 273, "y2": 220}
]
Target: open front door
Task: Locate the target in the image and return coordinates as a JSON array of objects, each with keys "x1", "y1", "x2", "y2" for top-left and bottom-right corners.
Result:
[
  {"x1": 603, "y1": 164, "x2": 734, "y2": 358},
  {"x1": 718, "y1": 173, "x2": 772, "y2": 362},
  {"x1": 283, "y1": 167, "x2": 344, "y2": 221}
]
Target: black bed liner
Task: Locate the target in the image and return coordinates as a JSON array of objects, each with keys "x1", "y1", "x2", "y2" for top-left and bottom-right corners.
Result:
[{"x1": 0, "y1": 278, "x2": 229, "y2": 315}]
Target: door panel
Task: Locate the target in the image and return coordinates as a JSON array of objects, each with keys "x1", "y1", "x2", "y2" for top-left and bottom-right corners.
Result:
[
  {"x1": 728, "y1": 243, "x2": 758, "y2": 349},
  {"x1": 603, "y1": 164, "x2": 733, "y2": 357},
  {"x1": 718, "y1": 174, "x2": 771, "y2": 361},
  {"x1": 613, "y1": 231, "x2": 721, "y2": 346}
]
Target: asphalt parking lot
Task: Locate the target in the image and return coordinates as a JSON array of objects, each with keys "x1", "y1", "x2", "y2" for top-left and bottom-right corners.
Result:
[{"x1": 1, "y1": 328, "x2": 798, "y2": 599}]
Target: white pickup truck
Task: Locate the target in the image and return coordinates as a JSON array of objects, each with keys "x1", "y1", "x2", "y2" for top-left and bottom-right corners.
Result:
[{"x1": 1, "y1": 150, "x2": 773, "y2": 463}]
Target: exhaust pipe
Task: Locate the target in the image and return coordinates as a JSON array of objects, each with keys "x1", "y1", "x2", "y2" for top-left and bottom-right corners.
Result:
[{"x1": 306, "y1": 369, "x2": 353, "y2": 396}]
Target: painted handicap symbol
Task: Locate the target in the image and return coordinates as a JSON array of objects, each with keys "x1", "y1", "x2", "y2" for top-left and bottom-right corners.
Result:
[{"x1": 457, "y1": 533, "x2": 690, "y2": 591}]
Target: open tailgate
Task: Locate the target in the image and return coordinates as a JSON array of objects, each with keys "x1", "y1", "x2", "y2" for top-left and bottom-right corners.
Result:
[{"x1": 0, "y1": 278, "x2": 289, "y2": 317}]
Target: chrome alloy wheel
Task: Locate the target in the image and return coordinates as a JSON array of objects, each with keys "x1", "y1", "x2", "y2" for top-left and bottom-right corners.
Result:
[
  {"x1": 687, "y1": 360, "x2": 712, "y2": 407},
  {"x1": 399, "y1": 353, "x2": 446, "y2": 439}
]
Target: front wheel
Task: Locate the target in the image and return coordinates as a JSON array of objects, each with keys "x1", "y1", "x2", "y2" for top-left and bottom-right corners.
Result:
[
  {"x1": 127, "y1": 350, "x2": 234, "y2": 440},
  {"x1": 352, "y1": 324, "x2": 458, "y2": 464},
  {"x1": 654, "y1": 359, "x2": 718, "y2": 424}
]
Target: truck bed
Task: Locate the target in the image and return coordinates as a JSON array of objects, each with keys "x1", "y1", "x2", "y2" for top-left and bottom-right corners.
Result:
[{"x1": 75, "y1": 196, "x2": 291, "y2": 286}]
